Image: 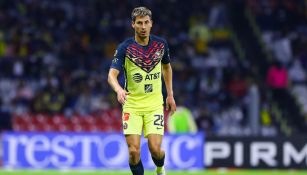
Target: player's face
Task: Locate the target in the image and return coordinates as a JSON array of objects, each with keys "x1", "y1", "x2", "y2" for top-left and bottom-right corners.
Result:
[{"x1": 132, "y1": 15, "x2": 152, "y2": 39}]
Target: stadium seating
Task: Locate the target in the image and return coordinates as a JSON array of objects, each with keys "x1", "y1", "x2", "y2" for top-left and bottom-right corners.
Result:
[{"x1": 12, "y1": 110, "x2": 121, "y2": 132}]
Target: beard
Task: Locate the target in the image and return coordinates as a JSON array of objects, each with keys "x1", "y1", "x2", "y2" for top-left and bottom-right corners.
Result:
[{"x1": 136, "y1": 30, "x2": 148, "y2": 39}]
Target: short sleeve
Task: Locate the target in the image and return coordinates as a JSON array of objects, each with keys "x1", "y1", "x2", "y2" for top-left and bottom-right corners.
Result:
[
  {"x1": 161, "y1": 40, "x2": 170, "y2": 64},
  {"x1": 110, "y1": 43, "x2": 126, "y2": 71}
]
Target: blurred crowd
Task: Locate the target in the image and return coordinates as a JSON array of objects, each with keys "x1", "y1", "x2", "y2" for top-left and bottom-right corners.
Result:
[
  {"x1": 2, "y1": 0, "x2": 300, "y2": 136},
  {"x1": 247, "y1": 0, "x2": 307, "y2": 131}
]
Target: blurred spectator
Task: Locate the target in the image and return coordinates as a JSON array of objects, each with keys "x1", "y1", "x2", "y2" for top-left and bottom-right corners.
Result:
[
  {"x1": 288, "y1": 58, "x2": 306, "y2": 84},
  {"x1": 195, "y1": 107, "x2": 214, "y2": 135},
  {"x1": 0, "y1": 99, "x2": 12, "y2": 131},
  {"x1": 271, "y1": 29, "x2": 293, "y2": 65},
  {"x1": 208, "y1": 1, "x2": 228, "y2": 29},
  {"x1": 189, "y1": 14, "x2": 211, "y2": 55},
  {"x1": 167, "y1": 106, "x2": 198, "y2": 134},
  {"x1": 246, "y1": 76, "x2": 260, "y2": 135},
  {"x1": 227, "y1": 72, "x2": 248, "y2": 100},
  {"x1": 266, "y1": 61, "x2": 289, "y2": 89},
  {"x1": 12, "y1": 80, "x2": 33, "y2": 114}
]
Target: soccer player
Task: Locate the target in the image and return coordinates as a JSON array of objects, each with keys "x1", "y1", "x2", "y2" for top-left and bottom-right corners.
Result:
[{"x1": 108, "y1": 6, "x2": 176, "y2": 175}]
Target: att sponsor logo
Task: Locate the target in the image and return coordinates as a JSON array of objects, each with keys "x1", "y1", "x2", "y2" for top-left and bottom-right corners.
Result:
[{"x1": 145, "y1": 72, "x2": 160, "y2": 81}]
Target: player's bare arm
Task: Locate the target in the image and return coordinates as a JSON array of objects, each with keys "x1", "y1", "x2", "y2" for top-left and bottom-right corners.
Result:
[
  {"x1": 108, "y1": 68, "x2": 129, "y2": 104},
  {"x1": 162, "y1": 63, "x2": 176, "y2": 115}
]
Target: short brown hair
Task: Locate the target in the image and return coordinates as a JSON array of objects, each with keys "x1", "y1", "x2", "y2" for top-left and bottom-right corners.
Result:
[{"x1": 131, "y1": 7, "x2": 152, "y2": 22}]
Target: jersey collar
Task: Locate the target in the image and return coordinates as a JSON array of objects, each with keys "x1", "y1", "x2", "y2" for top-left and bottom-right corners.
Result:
[{"x1": 133, "y1": 35, "x2": 152, "y2": 48}]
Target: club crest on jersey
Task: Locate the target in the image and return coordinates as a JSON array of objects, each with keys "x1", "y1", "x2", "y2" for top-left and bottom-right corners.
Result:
[
  {"x1": 153, "y1": 50, "x2": 163, "y2": 60},
  {"x1": 144, "y1": 84, "x2": 153, "y2": 93},
  {"x1": 112, "y1": 58, "x2": 118, "y2": 64}
]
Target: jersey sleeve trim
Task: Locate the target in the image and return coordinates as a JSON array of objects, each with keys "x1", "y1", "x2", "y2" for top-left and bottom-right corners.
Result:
[
  {"x1": 161, "y1": 39, "x2": 171, "y2": 64},
  {"x1": 110, "y1": 42, "x2": 126, "y2": 71}
]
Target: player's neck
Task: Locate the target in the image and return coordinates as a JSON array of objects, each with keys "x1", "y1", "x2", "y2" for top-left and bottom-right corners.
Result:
[{"x1": 134, "y1": 35, "x2": 150, "y2": 46}]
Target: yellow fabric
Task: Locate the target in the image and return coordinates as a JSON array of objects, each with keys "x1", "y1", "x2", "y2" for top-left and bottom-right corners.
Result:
[
  {"x1": 123, "y1": 58, "x2": 163, "y2": 111},
  {"x1": 122, "y1": 107, "x2": 164, "y2": 138},
  {"x1": 261, "y1": 110, "x2": 271, "y2": 126},
  {"x1": 0, "y1": 40, "x2": 5, "y2": 56}
]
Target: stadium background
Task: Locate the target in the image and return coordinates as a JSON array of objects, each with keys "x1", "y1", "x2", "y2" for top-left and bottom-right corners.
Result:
[{"x1": 0, "y1": 0, "x2": 307, "y2": 174}]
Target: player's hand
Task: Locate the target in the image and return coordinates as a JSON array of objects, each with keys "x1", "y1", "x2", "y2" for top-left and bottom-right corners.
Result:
[
  {"x1": 116, "y1": 88, "x2": 129, "y2": 104},
  {"x1": 166, "y1": 96, "x2": 176, "y2": 116}
]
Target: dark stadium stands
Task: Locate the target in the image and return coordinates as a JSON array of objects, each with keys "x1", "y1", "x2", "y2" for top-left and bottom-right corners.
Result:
[{"x1": 0, "y1": 0, "x2": 306, "y2": 136}]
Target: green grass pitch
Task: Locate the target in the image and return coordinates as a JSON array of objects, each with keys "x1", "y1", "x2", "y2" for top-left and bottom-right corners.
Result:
[{"x1": 1, "y1": 169, "x2": 307, "y2": 175}]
